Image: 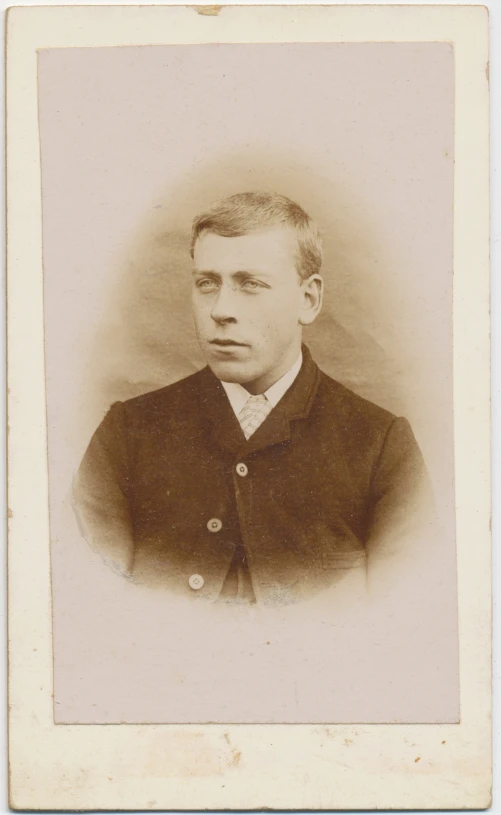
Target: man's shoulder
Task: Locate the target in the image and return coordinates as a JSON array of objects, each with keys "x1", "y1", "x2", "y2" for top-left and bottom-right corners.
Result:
[
  {"x1": 119, "y1": 367, "x2": 209, "y2": 417},
  {"x1": 317, "y1": 368, "x2": 397, "y2": 430}
]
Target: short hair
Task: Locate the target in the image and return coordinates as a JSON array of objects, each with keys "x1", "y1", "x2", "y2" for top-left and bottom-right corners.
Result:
[{"x1": 190, "y1": 191, "x2": 323, "y2": 280}]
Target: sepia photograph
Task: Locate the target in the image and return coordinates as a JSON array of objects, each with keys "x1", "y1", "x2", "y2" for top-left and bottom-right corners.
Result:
[
  {"x1": 74, "y1": 187, "x2": 432, "y2": 604},
  {"x1": 6, "y1": 4, "x2": 491, "y2": 809},
  {"x1": 37, "y1": 39, "x2": 460, "y2": 725}
]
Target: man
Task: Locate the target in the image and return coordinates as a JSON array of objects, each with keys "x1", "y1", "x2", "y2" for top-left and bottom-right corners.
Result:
[{"x1": 74, "y1": 191, "x2": 430, "y2": 606}]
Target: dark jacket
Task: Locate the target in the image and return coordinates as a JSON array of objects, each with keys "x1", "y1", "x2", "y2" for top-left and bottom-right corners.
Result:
[{"x1": 74, "y1": 346, "x2": 430, "y2": 605}]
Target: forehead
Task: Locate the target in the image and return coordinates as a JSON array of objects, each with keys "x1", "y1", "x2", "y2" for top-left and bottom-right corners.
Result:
[{"x1": 193, "y1": 226, "x2": 298, "y2": 273}]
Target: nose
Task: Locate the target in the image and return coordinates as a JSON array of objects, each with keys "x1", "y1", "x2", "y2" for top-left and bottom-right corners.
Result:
[{"x1": 210, "y1": 283, "x2": 238, "y2": 324}]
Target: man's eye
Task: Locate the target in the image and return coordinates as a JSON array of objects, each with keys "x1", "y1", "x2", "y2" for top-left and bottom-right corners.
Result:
[
  {"x1": 242, "y1": 280, "x2": 262, "y2": 291},
  {"x1": 197, "y1": 279, "x2": 218, "y2": 290}
]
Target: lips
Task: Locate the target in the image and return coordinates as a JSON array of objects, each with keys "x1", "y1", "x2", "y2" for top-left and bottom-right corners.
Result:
[{"x1": 210, "y1": 339, "x2": 249, "y2": 347}]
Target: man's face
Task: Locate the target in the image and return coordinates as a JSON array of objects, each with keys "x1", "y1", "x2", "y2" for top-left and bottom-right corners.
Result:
[{"x1": 192, "y1": 225, "x2": 311, "y2": 392}]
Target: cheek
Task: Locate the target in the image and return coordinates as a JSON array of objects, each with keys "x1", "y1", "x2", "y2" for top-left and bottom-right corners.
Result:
[
  {"x1": 263, "y1": 292, "x2": 300, "y2": 328},
  {"x1": 192, "y1": 295, "x2": 210, "y2": 322},
  {"x1": 251, "y1": 302, "x2": 298, "y2": 344}
]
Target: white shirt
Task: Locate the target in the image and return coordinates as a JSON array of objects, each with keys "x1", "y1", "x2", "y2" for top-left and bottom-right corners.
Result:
[{"x1": 220, "y1": 351, "x2": 303, "y2": 419}]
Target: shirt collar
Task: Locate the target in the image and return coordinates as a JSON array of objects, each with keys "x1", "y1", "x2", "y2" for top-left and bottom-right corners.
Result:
[{"x1": 220, "y1": 351, "x2": 303, "y2": 419}]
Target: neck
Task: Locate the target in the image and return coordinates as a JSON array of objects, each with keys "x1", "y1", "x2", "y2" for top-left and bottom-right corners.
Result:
[{"x1": 243, "y1": 339, "x2": 302, "y2": 395}]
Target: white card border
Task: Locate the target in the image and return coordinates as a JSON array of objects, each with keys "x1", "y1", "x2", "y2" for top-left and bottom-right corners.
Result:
[{"x1": 6, "y1": 4, "x2": 491, "y2": 809}]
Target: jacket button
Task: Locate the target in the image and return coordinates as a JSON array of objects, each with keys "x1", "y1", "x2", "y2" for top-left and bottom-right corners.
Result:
[
  {"x1": 207, "y1": 518, "x2": 222, "y2": 533},
  {"x1": 236, "y1": 462, "x2": 248, "y2": 477},
  {"x1": 189, "y1": 574, "x2": 204, "y2": 590}
]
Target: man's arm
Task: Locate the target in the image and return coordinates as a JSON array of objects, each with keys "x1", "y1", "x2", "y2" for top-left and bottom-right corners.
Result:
[
  {"x1": 72, "y1": 402, "x2": 135, "y2": 576},
  {"x1": 366, "y1": 417, "x2": 436, "y2": 591}
]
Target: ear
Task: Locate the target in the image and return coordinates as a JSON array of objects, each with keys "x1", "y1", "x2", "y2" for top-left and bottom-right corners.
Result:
[{"x1": 299, "y1": 274, "x2": 323, "y2": 326}]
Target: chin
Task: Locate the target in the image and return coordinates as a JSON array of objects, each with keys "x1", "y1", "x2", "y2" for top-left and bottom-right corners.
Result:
[{"x1": 208, "y1": 359, "x2": 258, "y2": 385}]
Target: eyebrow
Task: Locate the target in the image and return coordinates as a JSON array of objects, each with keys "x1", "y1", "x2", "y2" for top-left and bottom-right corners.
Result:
[{"x1": 192, "y1": 269, "x2": 271, "y2": 279}]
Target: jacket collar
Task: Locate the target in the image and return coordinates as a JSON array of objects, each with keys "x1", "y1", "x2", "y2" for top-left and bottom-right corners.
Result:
[{"x1": 199, "y1": 344, "x2": 321, "y2": 458}]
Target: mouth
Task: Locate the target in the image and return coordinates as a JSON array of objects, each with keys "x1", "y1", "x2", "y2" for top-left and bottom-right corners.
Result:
[{"x1": 209, "y1": 339, "x2": 249, "y2": 348}]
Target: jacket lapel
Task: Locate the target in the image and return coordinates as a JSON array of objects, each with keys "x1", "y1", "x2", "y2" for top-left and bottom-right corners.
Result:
[
  {"x1": 198, "y1": 369, "x2": 247, "y2": 456},
  {"x1": 198, "y1": 345, "x2": 321, "y2": 458},
  {"x1": 244, "y1": 345, "x2": 320, "y2": 455}
]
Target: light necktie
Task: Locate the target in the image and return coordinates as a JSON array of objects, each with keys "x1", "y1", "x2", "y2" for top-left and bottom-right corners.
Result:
[{"x1": 238, "y1": 394, "x2": 272, "y2": 440}]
